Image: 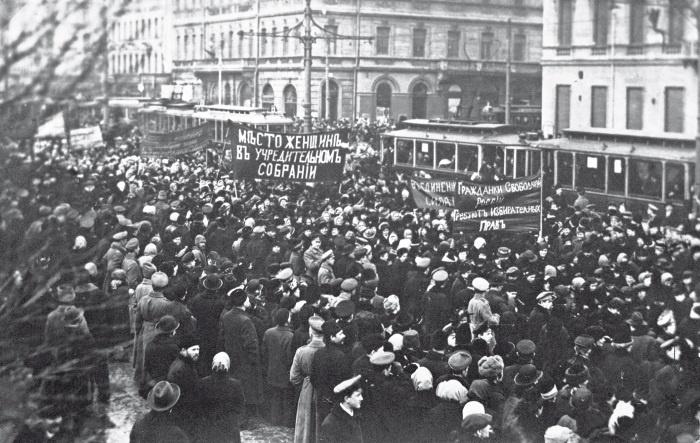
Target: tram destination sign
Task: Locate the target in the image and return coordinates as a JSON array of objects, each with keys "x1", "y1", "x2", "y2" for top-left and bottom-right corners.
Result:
[
  {"x1": 411, "y1": 174, "x2": 542, "y2": 233},
  {"x1": 226, "y1": 123, "x2": 347, "y2": 182},
  {"x1": 141, "y1": 122, "x2": 211, "y2": 157}
]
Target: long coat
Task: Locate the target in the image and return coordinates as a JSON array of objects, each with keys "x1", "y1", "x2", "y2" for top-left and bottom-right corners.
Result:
[
  {"x1": 262, "y1": 325, "x2": 294, "y2": 388},
  {"x1": 218, "y1": 306, "x2": 263, "y2": 405},
  {"x1": 291, "y1": 338, "x2": 325, "y2": 443},
  {"x1": 189, "y1": 290, "x2": 225, "y2": 374},
  {"x1": 143, "y1": 333, "x2": 179, "y2": 394},
  {"x1": 320, "y1": 404, "x2": 363, "y2": 443},
  {"x1": 197, "y1": 371, "x2": 246, "y2": 443},
  {"x1": 133, "y1": 292, "x2": 184, "y2": 388}
]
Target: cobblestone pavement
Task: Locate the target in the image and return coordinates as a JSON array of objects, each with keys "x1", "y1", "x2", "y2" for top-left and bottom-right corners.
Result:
[{"x1": 76, "y1": 361, "x2": 293, "y2": 443}]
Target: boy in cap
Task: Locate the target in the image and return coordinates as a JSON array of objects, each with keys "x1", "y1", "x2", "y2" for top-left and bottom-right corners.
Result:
[{"x1": 320, "y1": 375, "x2": 364, "y2": 443}]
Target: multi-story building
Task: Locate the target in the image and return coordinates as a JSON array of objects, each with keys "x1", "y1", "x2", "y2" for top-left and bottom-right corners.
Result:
[
  {"x1": 108, "y1": 0, "x2": 174, "y2": 99},
  {"x1": 171, "y1": 0, "x2": 542, "y2": 121},
  {"x1": 541, "y1": 0, "x2": 697, "y2": 139}
]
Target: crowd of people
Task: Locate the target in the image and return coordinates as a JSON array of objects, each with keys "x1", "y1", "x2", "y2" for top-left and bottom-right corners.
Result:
[{"x1": 1, "y1": 116, "x2": 700, "y2": 443}]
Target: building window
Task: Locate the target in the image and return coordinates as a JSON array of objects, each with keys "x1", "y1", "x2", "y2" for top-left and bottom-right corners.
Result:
[
  {"x1": 376, "y1": 26, "x2": 390, "y2": 55},
  {"x1": 184, "y1": 35, "x2": 189, "y2": 59},
  {"x1": 412, "y1": 83, "x2": 428, "y2": 118},
  {"x1": 480, "y1": 30, "x2": 493, "y2": 59},
  {"x1": 626, "y1": 87, "x2": 644, "y2": 130},
  {"x1": 325, "y1": 25, "x2": 337, "y2": 55},
  {"x1": 321, "y1": 80, "x2": 339, "y2": 121},
  {"x1": 447, "y1": 30, "x2": 460, "y2": 58},
  {"x1": 376, "y1": 82, "x2": 392, "y2": 109},
  {"x1": 239, "y1": 82, "x2": 252, "y2": 106},
  {"x1": 558, "y1": 0, "x2": 573, "y2": 46},
  {"x1": 593, "y1": 0, "x2": 610, "y2": 47},
  {"x1": 229, "y1": 31, "x2": 234, "y2": 58},
  {"x1": 262, "y1": 84, "x2": 274, "y2": 111},
  {"x1": 248, "y1": 30, "x2": 254, "y2": 58},
  {"x1": 513, "y1": 32, "x2": 526, "y2": 61},
  {"x1": 271, "y1": 27, "x2": 276, "y2": 56},
  {"x1": 220, "y1": 32, "x2": 225, "y2": 58},
  {"x1": 238, "y1": 30, "x2": 244, "y2": 57},
  {"x1": 555, "y1": 85, "x2": 571, "y2": 135},
  {"x1": 665, "y1": 87, "x2": 684, "y2": 133},
  {"x1": 413, "y1": 28, "x2": 426, "y2": 57},
  {"x1": 590, "y1": 86, "x2": 607, "y2": 128},
  {"x1": 629, "y1": 0, "x2": 645, "y2": 46},
  {"x1": 668, "y1": 0, "x2": 684, "y2": 46},
  {"x1": 260, "y1": 28, "x2": 267, "y2": 57},
  {"x1": 283, "y1": 26, "x2": 289, "y2": 54},
  {"x1": 176, "y1": 36, "x2": 181, "y2": 60},
  {"x1": 284, "y1": 84, "x2": 297, "y2": 117}
]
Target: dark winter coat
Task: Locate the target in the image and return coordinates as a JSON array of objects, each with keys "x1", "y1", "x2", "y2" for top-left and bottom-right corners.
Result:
[
  {"x1": 262, "y1": 325, "x2": 294, "y2": 388},
  {"x1": 130, "y1": 411, "x2": 190, "y2": 443},
  {"x1": 189, "y1": 290, "x2": 225, "y2": 373},
  {"x1": 197, "y1": 371, "x2": 246, "y2": 443},
  {"x1": 144, "y1": 333, "x2": 180, "y2": 392},
  {"x1": 167, "y1": 354, "x2": 201, "y2": 410},
  {"x1": 218, "y1": 306, "x2": 263, "y2": 405},
  {"x1": 320, "y1": 404, "x2": 364, "y2": 443},
  {"x1": 310, "y1": 342, "x2": 352, "y2": 403}
]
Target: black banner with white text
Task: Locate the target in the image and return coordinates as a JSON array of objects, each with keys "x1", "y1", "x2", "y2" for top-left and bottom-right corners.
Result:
[
  {"x1": 411, "y1": 174, "x2": 542, "y2": 232},
  {"x1": 225, "y1": 123, "x2": 347, "y2": 181}
]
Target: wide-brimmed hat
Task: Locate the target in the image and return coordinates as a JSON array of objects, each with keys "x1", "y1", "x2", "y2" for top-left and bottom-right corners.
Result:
[
  {"x1": 202, "y1": 273, "x2": 223, "y2": 291},
  {"x1": 514, "y1": 364, "x2": 543, "y2": 387},
  {"x1": 147, "y1": 381, "x2": 181, "y2": 411},
  {"x1": 55, "y1": 284, "x2": 76, "y2": 303}
]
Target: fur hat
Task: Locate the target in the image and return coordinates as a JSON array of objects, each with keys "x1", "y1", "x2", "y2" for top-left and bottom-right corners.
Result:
[
  {"x1": 411, "y1": 366, "x2": 433, "y2": 391},
  {"x1": 477, "y1": 355, "x2": 504, "y2": 378},
  {"x1": 152, "y1": 272, "x2": 169, "y2": 289}
]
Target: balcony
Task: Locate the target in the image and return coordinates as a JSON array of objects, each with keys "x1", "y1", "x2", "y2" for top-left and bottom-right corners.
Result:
[
  {"x1": 590, "y1": 46, "x2": 607, "y2": 56},
  {"x1": 556, "y1": 47, "x2": 571, "y2": 56},
  {"x1": 626, "y1": 45, "x2": 644, "y2": 55}
]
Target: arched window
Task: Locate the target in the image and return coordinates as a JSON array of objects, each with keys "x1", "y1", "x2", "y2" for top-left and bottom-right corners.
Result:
[
  {"x1": 239, "y1": 82, "x2": 252, "y2": 106},
  {"x1": 224, "y1": 83, "x2": 232, "y2": 105},
  {"x1": 284, "y1": 84, "x2": 297, "y2": 117},
  {"x1": 262, "y1": 84, "x2": 275, "y2": 111},
  {"x1": 447, "y1": 84, "x2": 462, "y2": 118},
  {"x1": 376, "y1": 82, "x2": 392, "y2": 109},
  {"x1": 321, "y1": 80, "x2": 339, "y2": 121},
  {"x1": 412, "y1": 83, "x2": 428, "y2": 118}
]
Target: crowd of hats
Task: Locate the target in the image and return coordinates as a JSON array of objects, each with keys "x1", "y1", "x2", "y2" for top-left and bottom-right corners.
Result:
[{"x1": 2, "y1": 121, "x2": 700, "y2": 442}]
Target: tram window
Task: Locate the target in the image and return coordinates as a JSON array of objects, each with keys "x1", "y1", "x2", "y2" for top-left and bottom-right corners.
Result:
[
  {"x1": 629, "y1": 159, "x2": 662, "y2": 198},
  {"x1": 665, "y1": 162, "x2": 685, "y2": 201},
  {"x1": 416, "y1": 141, "x2": 434, "y2": 168},
  {"x1": 529, "y1": 150, "x2": 541, "y2": 175},
  {"x1": 396, "y1": 138, "x2": 413, "y2": 165},
  {"x1": 436, "y1": 142, "x2": 456, "y2": 169},
  {"x1": 607, "y1": 156, "x2": 625, "y2": 195},
  {"x1": 505, "y1": 149, "x2": 514, "y2": 178},
  {"x1": 557, "y1": 152, "x2": 573, "y2": 188},
  {"x1": 516, "y1": 150, "x2": 527, "y2": 177},
  {"x1": 577, "y1": 154, "x2": 605, "y2": 191},
  {"x1": 457, "y1": 144, "x2": 478, "y2": 173},
  {"x1": 268, "y1": 125, "x2": 283, "y2": 132}
]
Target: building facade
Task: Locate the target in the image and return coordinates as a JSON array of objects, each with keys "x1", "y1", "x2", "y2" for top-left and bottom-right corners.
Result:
[
  {"x1": 541, "y1": 0, "x2": 697, "y2": 139},
  {"x1": 108, "y1": 0, "x2": 174, "y2": 98},
  {"x1": 171, "y1": 0, "x2": 542, "y2": 121}
]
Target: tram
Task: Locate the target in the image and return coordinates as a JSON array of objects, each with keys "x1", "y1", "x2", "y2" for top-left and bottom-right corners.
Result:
[
  {"x1": 535, "y1": 129, "x2": 695, "y2": 212},
  {"x1": 137, "y1": 101, "x2": 294, "y2": 145},
  {"x1": 381, "y1": 119, "x2": 542, "y2": 180}
]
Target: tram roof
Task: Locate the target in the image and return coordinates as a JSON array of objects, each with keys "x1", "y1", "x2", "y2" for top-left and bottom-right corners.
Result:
[
  {"x1": 138, "y1": 107, "x2": 292, "y2": 124},
  {"x1": 384, "y1": 128, "x2": 529, "y2": 146},
  {"x1": 535, "y1": 133, "x2": 694, "y2": 163},
  {"x1": 399, "y1": 118, "x2": 517, "y2": 132},
  {"x1": 200, "y1": 104, "x2": 266, "y2": 113}
]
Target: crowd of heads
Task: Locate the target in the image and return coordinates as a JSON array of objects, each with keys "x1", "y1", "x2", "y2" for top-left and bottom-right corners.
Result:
[{"x1": 2, "y1": 117, "x2": 700, "y2": 442}]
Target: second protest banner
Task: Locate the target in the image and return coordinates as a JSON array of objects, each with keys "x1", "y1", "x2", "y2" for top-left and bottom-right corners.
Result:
[
  {"x1": 141, "y1": 123, "x2": 211, "y2": 157},
  {"x1": 226, "y1": 123, "x2": 347, "y2": 181},
  {"x1": 411, "y1": 174, "x2": 542, "y2": 233}
]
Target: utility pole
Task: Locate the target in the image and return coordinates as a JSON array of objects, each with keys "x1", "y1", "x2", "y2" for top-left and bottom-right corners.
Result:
[
  {"x1": 325, "y1": 34, "x2": 330, "y2": 120},
  {"x1": 505, "y1": 18, "x2": 511, "y2": 125},
  {"x1": 254, "y1": 0, "x2": 260, "y2": 106},
  {"x1": 696, "y1": 1, "x2": 700, "y2": 213},
  {"x1": 302, "y1": 0, "x2": 313, "y2": 132}
]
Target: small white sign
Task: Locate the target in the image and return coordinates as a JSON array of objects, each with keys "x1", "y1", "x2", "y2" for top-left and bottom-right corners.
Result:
[
  {"x1": 421, "y1": 142, "x2": 430, "y2": 153},
  {"x1": 613, "y1": 159, "x2": 623, "y2": 174},
  {"x1": 586, "y1": 156, "x2": 598, "y2": 169}
]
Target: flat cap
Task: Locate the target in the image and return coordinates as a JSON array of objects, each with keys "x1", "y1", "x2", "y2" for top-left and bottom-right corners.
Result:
[
  {"x1": 335, "y1": 300, "x2": 355, "y2": 318},
  {"x1": 340, "y1": 278, "x2": 358, "y2": 292},
  {"x1": 472, "y1": 277, "x2": 490, "y2": 292},
  {"x1": 448, "y1": 351, "x2": 472, "y2": 371},
  {"x1": 516, "y1": 339, "x2": 536, "y2": 356},
  {"x1": 369, "y1": 350, "x2": 395, "y2": 366},
  {"x1": 432, "y1": 268, "x2": 449, "y2": 283}
]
